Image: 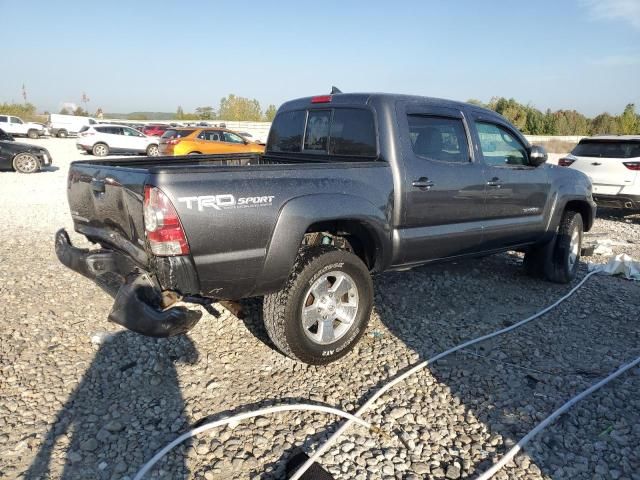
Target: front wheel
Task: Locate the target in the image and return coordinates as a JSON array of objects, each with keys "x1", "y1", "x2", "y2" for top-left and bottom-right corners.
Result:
[
  {"x1": 146, "y1": 144, "x2": 159, "y2": 156},
  {"x1": 13, "y1": 153, "x2": 40, "y2": 173},
  {"x1": 524, "y1": 210, "x2": 583, "y2": 284},
  {"x1": 263, "y1": 246, "x2": 373, "y2": 365},
  {"x1": 27, "y1": 129, "x2": 39, "y2": 139},
  {"x1": 57, "y1": 130, "x2": 68, "y2": 138}
]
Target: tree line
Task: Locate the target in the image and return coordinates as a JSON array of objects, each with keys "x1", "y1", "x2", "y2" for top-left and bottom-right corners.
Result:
[
  {"x1": 3, "y1": 96, "x2": 638, "y2": 134},
  {"x1": 175, "y1": 94, "x2": 278, "y2": 122},
  {"x1": 469, "y1": 97, "x2": 639, "y2": 136}
]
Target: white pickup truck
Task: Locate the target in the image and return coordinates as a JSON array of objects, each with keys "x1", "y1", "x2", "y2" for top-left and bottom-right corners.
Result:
[{"x1": 0, "y1": 115, "x2": 46, "y2": 139}]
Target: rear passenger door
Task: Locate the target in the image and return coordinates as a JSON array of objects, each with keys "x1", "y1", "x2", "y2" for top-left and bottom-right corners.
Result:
[
  {"x1": 396, "y1": 102, "x2": 487, "y2": 264},
  {"x1": 469, "y1": 113, "x2": 550, "y2": 248}
]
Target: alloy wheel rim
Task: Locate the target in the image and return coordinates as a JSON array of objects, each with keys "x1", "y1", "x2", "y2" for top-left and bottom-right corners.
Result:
[
  {"x1": 301, "y1": 271, "x2": 359, "y2": 345},
  {"x1": 16, "y1": 155, "x2": 37, "y2": 172}
]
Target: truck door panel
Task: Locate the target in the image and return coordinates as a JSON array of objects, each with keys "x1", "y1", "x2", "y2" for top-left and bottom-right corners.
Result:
[
  {"x1": 470, "y1": 116, "x2": 550, "y2": 248},
  {"x1": 395, "y1": 102, "x2": 487, "y2": 264}
]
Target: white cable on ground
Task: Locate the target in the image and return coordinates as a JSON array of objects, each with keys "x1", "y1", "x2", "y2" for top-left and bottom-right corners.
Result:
[
  {"x1": 475, "y1": 354, "x2": 640, "y2": 480},
  {"x1": 290, "y1": 271, "x2": 598, "y2": 480},
  {"x1": 132, "y1": 404, "x2": 373, "y2": 480}
]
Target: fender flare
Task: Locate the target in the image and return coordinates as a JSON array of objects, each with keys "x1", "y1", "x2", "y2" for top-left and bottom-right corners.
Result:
[{"x1": 254, "y1": 194, "x2": 391, "y2": 295}]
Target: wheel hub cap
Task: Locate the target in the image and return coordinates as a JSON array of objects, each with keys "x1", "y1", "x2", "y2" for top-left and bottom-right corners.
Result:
[
  {"x1": 301, "y1": 271, "x2": 359, "y2": 345},
  {"x1": 568, "y1": 229, "x2": 580, "y2": 268}
]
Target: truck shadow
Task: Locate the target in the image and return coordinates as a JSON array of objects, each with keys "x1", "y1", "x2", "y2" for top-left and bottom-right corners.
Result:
[{"x1": 23, "y1": 331, "x2": 198, "y2": 480}]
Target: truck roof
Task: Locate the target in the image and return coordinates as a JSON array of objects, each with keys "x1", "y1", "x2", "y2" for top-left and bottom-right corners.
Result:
[{"x1": 280, "y1": 92, "x2": 503, "y2": 119}]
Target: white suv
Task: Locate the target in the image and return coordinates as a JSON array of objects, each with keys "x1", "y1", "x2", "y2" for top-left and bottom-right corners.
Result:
[
  {"x1": 0, "y1": 115, "x2": 46, "y2": 139},
  {"x1": 76, "y1": 124, "x2": 159, "y2": 157},
  {"x1": 559, "y1": 136, "x2": 640, "y2": 211}
]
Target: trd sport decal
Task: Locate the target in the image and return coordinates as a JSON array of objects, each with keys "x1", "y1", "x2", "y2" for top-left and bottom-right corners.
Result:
[{"x1": 178, "y1": 194, "x2": 275, "y2": 211}]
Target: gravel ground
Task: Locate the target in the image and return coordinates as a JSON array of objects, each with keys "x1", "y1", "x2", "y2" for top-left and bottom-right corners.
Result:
[{"x1": 0, "y1": 139, "x2": 639, "y2": 480}]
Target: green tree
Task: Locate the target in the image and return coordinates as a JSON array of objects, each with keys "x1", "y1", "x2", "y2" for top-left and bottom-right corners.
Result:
[
  {"x1": 176, "y1": 106, "x2": 184, "y2": 120},
  {"x1": 195, "y1": 106, "x2": 215, "y2": 120},
  {"x1": 0, "y1": 102, "x2": 37, "y2": 120},
  {"x1": 59, "y1": 107, "x2": 70, "y2": 115},
  {"x1": 619, "y1": 103, "x2": 638, "y2": 134},
  {"x1": 218, "y1": 94, "x2": 263, "y2": 121},
  {"x1": 263, "y1": 104, "x2": 277, "y2": 122},
  {"x1": 590, "y1": 113, "x2": 620, "y2": 135},
  {"x1": 128, "y1": 113, "x2": 149, "y2": 120},
  {"x1": 73, "y1": 106, "x2": 88, "y2": 116}
]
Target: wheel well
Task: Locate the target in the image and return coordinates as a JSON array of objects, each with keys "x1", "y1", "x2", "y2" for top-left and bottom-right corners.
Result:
[
  {"x1": 303, "y1": 220, "x2": 380, "y2": 271},
  {"x1": 565, "y1": 200, "x2": 593, "y2": 231}
]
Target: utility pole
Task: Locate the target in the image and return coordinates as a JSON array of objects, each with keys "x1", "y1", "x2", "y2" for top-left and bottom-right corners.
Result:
[
  {"x1": 81, "y1": 92, "x2": 90, "y2": 113},
  {"x1": 22, "y1": 84, "x2": 27, "y2": 103}
]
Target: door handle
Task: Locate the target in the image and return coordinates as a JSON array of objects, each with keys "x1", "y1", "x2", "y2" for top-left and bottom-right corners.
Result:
[
  {"x1": 91, "y1": 178, "x2": 105, "y2": 193},
  {"x1": 487, "y1": 177, "x2": 502, "y2": 188},
  {"x1": 412, "y1": 177, "x2": 435, "y2": 190}
]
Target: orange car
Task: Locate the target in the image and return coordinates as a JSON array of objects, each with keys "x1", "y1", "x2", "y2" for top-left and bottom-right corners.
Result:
[{"x1": 158, "y1": 127, "x2": 265, "y2": 156}]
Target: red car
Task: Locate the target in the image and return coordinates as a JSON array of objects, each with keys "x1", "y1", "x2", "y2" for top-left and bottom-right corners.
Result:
[{"x1": 142, "y1": 124, "x2": 170, "y2": 137}]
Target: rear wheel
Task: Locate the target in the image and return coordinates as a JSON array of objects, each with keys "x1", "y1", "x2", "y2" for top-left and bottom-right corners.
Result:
[
  {"x1": 263, "y1": 246, "x2": 373, "y2": 365},
  {"x1": 57, "y1": 130, "x2": 68, "y2": 138},
  {"x1": 188, "y1": 151, "x2": 201, "y2": 155},
  {"x1": 13, "y1": 153, "x2": 40, "y2": 173},
  {"x1": 27, "y1": 129, "x2": 39, "y2": 139},
  {"x1": 92, "y1": 143, "x2": 109, "y2": 157},
  {"x1": 146, "y1": 144, "x2": 159, "y2": 156}
]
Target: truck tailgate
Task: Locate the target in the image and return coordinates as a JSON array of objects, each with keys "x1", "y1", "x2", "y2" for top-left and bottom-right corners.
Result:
[{"x1": 68, "y1": 163, "x2": 149, "y2": 266}]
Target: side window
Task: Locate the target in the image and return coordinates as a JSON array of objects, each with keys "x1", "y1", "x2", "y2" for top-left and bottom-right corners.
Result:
[
  {"x1": 198, "y1": 130, "x2": 222, "y2": 141},
  {"x1": 475, "y1": 122, "x2": 528, "y2": 167},
  {"x1": 89, "y1": 119, "x2": 97, "y2": 125},
  {"x1": 329, "y1": 109, "x2": 377, "y2": 157},
  {"x1": 124, "y1": 127, "x2": 142, "y2": 137},
  {"x1": 223, "y1": 132, "x2": 244, "y2": 143},
  {"x1": 304, "y1": 110, "x2": 331, "y2": 152},
  {"x1": 407, "y1": 115, "x2": 470, "y2": 163},
  {"x1": 0, "y1": 116, "x2": 7, "y2": 123},
  {"x1": 10, "y1": 117, "x2": 23, "y2": 124},
  {"x1": 267, "y1": 110, "x2": 306, "y2": 153}
]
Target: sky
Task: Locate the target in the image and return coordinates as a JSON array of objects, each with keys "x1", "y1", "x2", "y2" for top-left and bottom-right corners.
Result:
[{"x1": 1, "y1": 0, "x2": 639, "y2": 117}]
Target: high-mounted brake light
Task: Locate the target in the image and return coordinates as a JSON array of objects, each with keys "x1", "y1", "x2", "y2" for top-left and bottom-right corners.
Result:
[
  {"x1": 623, "y1": 161, "x2": 640, "y2": 171},
  {"x1": 558, "y1": 157, "x2": 575, "y2": 167},
  {"x1": 311, "y1": 95, "x2": 332, "y2": 104},
  {"x1": 143, "y1": 185, "x2": 190, "y2": 256}
]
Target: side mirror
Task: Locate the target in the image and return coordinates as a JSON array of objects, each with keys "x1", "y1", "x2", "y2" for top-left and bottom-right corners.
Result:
[{"x1": 529, "y1": 145, "x2": 548, "y2": 167}]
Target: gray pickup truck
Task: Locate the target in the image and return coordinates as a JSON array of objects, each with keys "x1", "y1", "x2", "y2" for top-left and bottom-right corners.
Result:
[{"x1": 56, "y1": 92, "x2": 596, "y2": 364}]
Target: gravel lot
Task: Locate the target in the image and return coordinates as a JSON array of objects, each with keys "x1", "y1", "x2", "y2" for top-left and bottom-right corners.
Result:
[{"x1": 1, "y1": 138, "x2": 639, "y2": 480}]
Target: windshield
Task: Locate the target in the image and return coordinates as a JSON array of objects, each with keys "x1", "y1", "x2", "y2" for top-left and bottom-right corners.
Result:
[{"x1": 572, "y1": 140, "x2": 640, "y2": 159}]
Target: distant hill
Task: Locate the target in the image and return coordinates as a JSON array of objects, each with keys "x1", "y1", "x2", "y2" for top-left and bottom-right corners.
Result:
[{"x1": 104, "y1": 112, "x2": 176, "y2": 120}]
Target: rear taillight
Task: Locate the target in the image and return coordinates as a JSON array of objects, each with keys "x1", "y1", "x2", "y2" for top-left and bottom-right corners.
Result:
[
  {"x1": 143, "y1": 185, "x2": 189, "y2": 256},
  {"x1": 167, "y1": 138, "x2": 181, "y2": 145},
  {"x1": 558, "y1": 157, "x2": 575, "y2": 167},
  {"x1": 623, "y1": 162, "x2": 640, "y2": 171}
]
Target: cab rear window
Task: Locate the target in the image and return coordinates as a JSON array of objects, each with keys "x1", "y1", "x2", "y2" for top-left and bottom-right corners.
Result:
[
  {"x1": 268, "y1": 108, "x2": 377, "y2": 158},
  {"x1": 161, "y1": 129, "x2": 195, "y2": 139},
  {"x1": 572, "y1": 140, "x2": 640, "y2": 159}
]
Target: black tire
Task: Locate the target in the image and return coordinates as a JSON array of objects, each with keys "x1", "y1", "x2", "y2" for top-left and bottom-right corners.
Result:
[
  {"x1": 146, "y1": 144, "x2": 159, "y2": 156},
  {"x1": 92, "y1": 143, "x2": 109, "y2": 157},
  {"x1": 57, "y1": 130, "x2": 68, "y2": 138},
  {"x1": 13, "y1": 153, "x2": 40, "y2": 173},
  {"x1": 525, "y1": 210, "x2": 584, "y2": 283},
  {"x1": 27, "y1": 129, "x2": 39, "y2": 139},
  {"x1": 188, "y1": 151, "x2": 201, "y2": 155},
  {"x1": 544, "y1": 210, "x2": 583, "y2": 283},
  {"x1": 263, "y1": 246, "x2": 373, "y2": 365}
]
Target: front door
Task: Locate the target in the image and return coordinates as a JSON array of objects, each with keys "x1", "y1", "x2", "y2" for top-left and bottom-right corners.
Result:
[
  {"x1": 470, "y1": 116, "x2": 550, "y2": 249},
  {"x1": 396, "y1": 103, "x2": 487, "y2": 264}
]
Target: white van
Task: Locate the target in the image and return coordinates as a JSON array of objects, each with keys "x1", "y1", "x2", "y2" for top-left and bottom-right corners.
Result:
[{"x1": 48, "y1": 114, "x2": 98, "y2": 138}]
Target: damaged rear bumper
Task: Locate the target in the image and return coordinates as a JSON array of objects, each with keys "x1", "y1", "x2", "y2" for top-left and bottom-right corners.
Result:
[{"x1": 54, "y1": 229, "x2": 201, "y2": 337}]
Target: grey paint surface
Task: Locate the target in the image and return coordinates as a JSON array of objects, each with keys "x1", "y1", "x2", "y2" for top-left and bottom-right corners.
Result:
[{"x1": 64, "y1": 93, "x2": 596, "y2": 300}]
